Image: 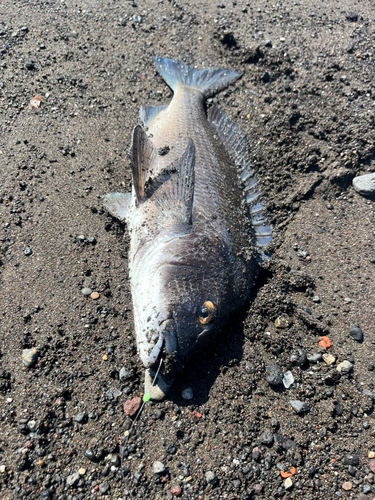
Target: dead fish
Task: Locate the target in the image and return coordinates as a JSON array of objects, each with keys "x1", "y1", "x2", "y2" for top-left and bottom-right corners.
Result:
[{"x1": 103, "y1": 57, "x2": 271, "y2": 397}]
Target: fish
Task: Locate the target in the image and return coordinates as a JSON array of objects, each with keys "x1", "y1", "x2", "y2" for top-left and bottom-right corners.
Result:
[{"x1": 103, "y1": 57, "x2": 271, "y2": 397}]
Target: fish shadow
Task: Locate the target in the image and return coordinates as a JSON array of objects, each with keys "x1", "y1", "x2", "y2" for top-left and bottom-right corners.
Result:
[{"x1": 168, "y1": 302, "x2": 249, "y2": 407}]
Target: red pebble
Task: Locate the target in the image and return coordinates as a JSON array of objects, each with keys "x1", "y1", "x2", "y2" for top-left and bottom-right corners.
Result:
[
  {"x1": 369, "y1": 458, "x2": 375, "y2": 473},
  {"x1": 123, "y1": 396, "x2": 142, "y2": 417},
  {"x1": 170, "y1": 485, "x2": 182, "y2": 497}
]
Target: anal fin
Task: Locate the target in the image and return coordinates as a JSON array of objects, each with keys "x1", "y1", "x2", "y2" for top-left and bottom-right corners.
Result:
[{"x1": 131, "y1": 125, "x2": 158, "y2": 204}]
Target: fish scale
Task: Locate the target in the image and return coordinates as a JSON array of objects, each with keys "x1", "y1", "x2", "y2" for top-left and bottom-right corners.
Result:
[{"x1": 103, "y1": 57, "x2": 272, "y2": 398}]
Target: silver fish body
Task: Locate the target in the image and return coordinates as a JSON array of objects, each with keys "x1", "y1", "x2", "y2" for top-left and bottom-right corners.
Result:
[{"x1": 103, "y1": 57, "x2": 271, "y2": 377}]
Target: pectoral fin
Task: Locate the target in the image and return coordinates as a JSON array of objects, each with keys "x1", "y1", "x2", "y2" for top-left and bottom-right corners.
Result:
[
  {"x1": 102, "y1": 192, "x2": 132, "y2": 221},
  {"x1": 131, "y1": 125, "x2": 158, "y2": 204}
]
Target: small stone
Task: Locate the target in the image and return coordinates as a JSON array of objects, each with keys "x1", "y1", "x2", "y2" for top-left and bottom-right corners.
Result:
[
  {"x1": 170, "y1": 485, "x2": 182, "y2": 496},
  {"x1": 322, "y1": 353, "x2": 336, "y2": 365},
  {"x1": 205, "y1": 470, "x2": 218, "y2": 485},
  {"x1": 307, "y1": 352, "x2": 322, "y2": 363},
  {"x1": 363, "y1": 485, "x2": 372, "y2": 494},
  {"x1": 84, "y1": 449, "x2": 98, "y2": 462},
  {"x1": 369, "y1": 458, "x2": 375, "y2": 473},
  {"x1": 368, "y1": 451, "x2": 375, "y2": 458},
  {"x1": 253, "y1": 483, "x2": 263, "y2": 494},
  {"x1": 165, "y1": 444, "x2": 176, "y2": 455},
  {"x1": 91, "y1": 291, "x2": 100, "y2": 300},
  {"x1": 260, "y1": 429, "x2": 274, "y2": 446},
  {"x1": 40, "y1": 490, "x2": 50, "y2": 500},
  {"x1": 344, "y1": 455, "x2": 359, "y2": 466},
  {"x1": 333, "y1": 402, "x2": 343, "y2": 416},
  {"x1": 266, "y1": 363, "x2": 283, "y2": 387},
  {"x1": 144, "y1": 368, "x2": 173, "y2": 401},
  {"x1": 0, "y1": 465, "x2": 5, "y2": 473},
  {"x1": 110, "y1": 454, "x2": 120, "y2": 467},
  {"x1": 102, "y1": 354, "x2": 108, "y2": 361},
  {"x1": 345, "y1": 11, "x2": 358, "y2": 22},
  {"x1": 99, "y1": 481, "x2": 109, "y2": 494},
  {"x1": 74, "y1": 412, "x2": 87, "y2": 423},
  {"x1": 27, "y1": 420, "x2": 37, "y2": 432},
  {"x1": 283, "y1": 371, "x2": 294, "y2": 388},
  {"x1": 22, "y1": 348, "x2": 38, "y2": 367},
  {"x1": 342, "y1": 481, "x2": 352, "y2": 491},
  {"x1": 284, "y1": 477, "x2": 293, "y2": 489},
  {"x1": 349, "y1": 326, "x2": 363, "y2": 342},
  {"x1": 336, "y1": 361, "x2": 353, "y2": 373},
  {"x1": 81, "y1": 287, "x2": 92, "y2": 296},
  {"x1": 119, "y1": 366, "x2": 132, "y2": 381},
  {"x1": 153, "y1": 461, "x2": 166, "y2": 474},
  {"x1": 182, "y1": 387, "x2": 194, "y2": 400},
  {"x1": 123, "y1": 397, "x2": 141, "y2": 417},
  {"x1": 275, "y1": 315, "x2": 291, "y2": 328},
  {"x1": 66, "y1": 471, "x2": 80, "y2": 487},
  {"x1": 290, "y1": 400, "x2": 308, "y2": 414},
  {"x1": 25, "y1": 61, "x2": 34, "y2": 70},
  {"x1": 78, "y1": 468, "x2": 86, "y2": 475},
  {"x1": 24, "y1": 247, "x2": 32, "y2": 256},
  {"x1": 312, "y1": 295, "x2": 320, "y2": 303}
]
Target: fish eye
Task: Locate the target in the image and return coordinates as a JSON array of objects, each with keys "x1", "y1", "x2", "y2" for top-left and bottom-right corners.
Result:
[{"x1": 198, "y1": 301, "x2": 216, "y2": 325}]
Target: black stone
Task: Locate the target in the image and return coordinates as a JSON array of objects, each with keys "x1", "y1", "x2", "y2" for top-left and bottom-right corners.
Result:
[
  {"x1": 266, "y1": 363, "x2": 283, "y2": 387},
  {"x1": 349, "y1": 326, "x2": 363, "y2": 342}
]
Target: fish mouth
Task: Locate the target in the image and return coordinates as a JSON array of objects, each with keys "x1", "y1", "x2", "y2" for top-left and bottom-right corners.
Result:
[{"x1": 159, "y1": 318, "x2": 179, "y2": 357}]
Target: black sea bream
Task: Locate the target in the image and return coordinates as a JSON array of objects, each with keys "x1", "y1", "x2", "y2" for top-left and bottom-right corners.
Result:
[{"x1": 103, "y1": 57, "x2": 271, "y2": 396}]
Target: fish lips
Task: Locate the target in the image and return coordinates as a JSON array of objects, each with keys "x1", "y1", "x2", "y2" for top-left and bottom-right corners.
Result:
[{"x1": 159, "y1": 319, "x2": 179, "y2": 357}]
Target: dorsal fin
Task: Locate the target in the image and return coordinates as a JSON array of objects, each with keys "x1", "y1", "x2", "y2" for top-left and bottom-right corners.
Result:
[
  {"x1": 139, "y1": 104, "x2": 168, "y2": 126},
  {"x1": 208, "y1": 105, "x2": 272, "y2": 249},
  {"x1": 131, "y1": 125, "x2": 158, "y2": 204},
  {"x1": 151, "y1": 139, "x2": 195, "y2": 225}
]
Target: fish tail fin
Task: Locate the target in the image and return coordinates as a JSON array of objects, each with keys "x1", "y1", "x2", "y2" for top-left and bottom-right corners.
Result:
[{"x1": 153, "y1": 56, "x2": 241, "y2": 96}]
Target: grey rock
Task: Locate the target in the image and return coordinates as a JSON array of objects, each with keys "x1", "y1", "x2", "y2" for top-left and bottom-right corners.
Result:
[
  {"x1": 66, "y1": 471, "x2": 80, "y2": 487},
  {"x1": 22, "y1": 348, "x2": 38, "y2": 368},
  {"x1": 81, "y1": 287, "x2": 92, "y2": 296},
  {"x1": 266, "y1": 363, "x2": 283, "y2": 387},
  {"x1": 349, "y1": 325, "x2": 363, "y2": 342},
  {"x1": 119, "y1": 366, "x2": 132, "y2": 381},
  {"x1": 27, "y1": 420, "x2": 38, "y2": 432},
  {"x1": 353, "y1": 172, "x2": 375, "y2": 196},
  {"x1": 74, "y1": 412, "x2": 87, "y2": 423},
  {"x1": 24, "y1": 247, "x2": 32, "y2": 256},
  {"x1": 307, "y1": 352, "x2": 322, "y2": 363},
  {"x1": 84, "y1": 449, "x2": 98, "y2": 462},
  {"x1": 283, "y1": 371, "x2": 294, "y2": 388},
  {"x1": 336, "y1": 360, "x2": 353, "y2": 373},
  {"x1": 182, "y1": 387, "x2": 194, "y2": 400},
  {"x1": 205, "y1": 470, "x2": 218, "y2": 485},
  {"x1": 111, "y1": 454, "x2": 120, "y2": 467},
  {"x1": 260, "y1": 429, "x2": 274, "y2": 446},
  {"x1": 344, "y1": 455, "x2": 359, "y2": 466},
  {"x1": 99, "y1": 481, "x2": 109, "y2": 494},
  {"x1": 153, "y1": 461, "x2": 166, "y2": 474},
  {"x1": 290, "y1": 400, "x2": 309, "y2": 414}
]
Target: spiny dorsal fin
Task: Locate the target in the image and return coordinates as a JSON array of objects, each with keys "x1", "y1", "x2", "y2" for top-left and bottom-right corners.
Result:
[
  {"x1": 131, "y1": 125, "x2": 158, "y2": 204},
  {"x1": 151, "y1": 139, "x2": 195, "y2": 225},
  {"x1": 208, "y1": 105, "x2": 272, "y2": 249},
  {"x1": 139, "y1": 104, "x2": 168, "y2": 126}
]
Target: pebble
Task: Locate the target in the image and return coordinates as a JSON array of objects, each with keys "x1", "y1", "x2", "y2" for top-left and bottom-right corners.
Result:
[
  {"x1": 369, "y1": 458, "x2": 375, "y2": 473},
  {"x1": 290, "y1": 400, "x2": 308, "y2": 414},
  {"x1": 349, "y1": 325, "x2": 363, "y2": 342},
  {"x1": 336, "y1": 361, "x2": 353, "y2": 373},
  {"x1": 260, "y1": 429, "x2": 274, "y2": 446},
  {"x1": 344, "y1": 455, "x2": 359, "y2": 466},
  {"x1": 74, "y1": 412, "x2": 87, "y2": 423},
  {"x1": 307, "y1": 352, "x2": 322, "y2": 363},
  {"x1": 342, "y1": 481, "x2": 352, "y2": 491},
  {"x1": 81, "y1": 287, "x2": 92, "y2": 296},
  {"x1": 312, "y1": 295, "x2": 320, "y2": 303},
  {"x1": 322, "y1": 353, "x2": 336, "y2": 365},
  {"x1": 91, "y1": 291, "x2": 100, "y2": 300},
  {"x1": 283, "y1": 371, "x2": 294, "y2": 388},
  {"x1": 275, "y1": 315, "x2": 291, "y2": 328},
  {"x1": 123, "y1": 397, "x2": 141, "y2": 417},
  {"x1": 181, "y1": 387, "x2": 194, "y2": 400},
  {"x1": 25, "y1": 60, "x2": 34, "y2": 70},
  {"x1": 0, "y1": 465, "x2": 5, "y2": 473},
  {"x1": 266, "y1": 363, "x2": 283, "y2": 387},
  {"x1": 22, "y1": 347, "x2": 38, "y2": 367},
  {"x1": 84, "y1": 449, "x2": 98, "y2": 462},
  {"x1": 119, "y1": 366, "x2": 132, "y2": 381},
  {"x1": 170, "y1": 485, "x2": 182, "y2": 496},
  {"x1": 352, "y1": 172, "x2": 375, "y2": 196},
  {"x1": 205, "y1": 470, "x2": 218, "y2": 485},
  {"x1": 27, "y1": 420, "x2": 37, "y2": 432},
  {"x1": 40, "y1": 490, "x2": 50, "y2": 500},
  {"x1": 24, "y1": 246, "x2": 32, "y2": 256},
  {"x1": 345, "y1": 11, "x2": 358, "y2": 22},
  {"x1": 153, "y1": 461, "x2": 166, "y2": 474},
  {"x1": 144, "y1": 368, "x2": 173, "y2": 401},
  {"x1": 99, "y1": 481, "x2": 109, "y2": 494},
  {"x1": 284, "y1": 476, "x2": 293, "y2": 489},
  {"x1": 66, "y1": 471, "x2": 80, "y2": 487},
  {"x1": 78, "y1": 467, "x2": 86, "y2": 475}
]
